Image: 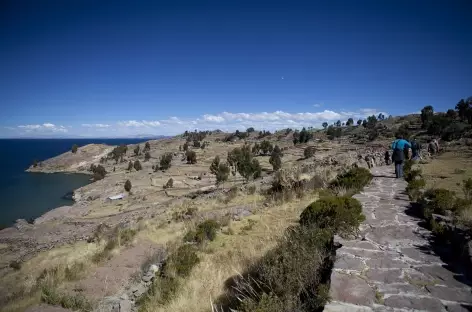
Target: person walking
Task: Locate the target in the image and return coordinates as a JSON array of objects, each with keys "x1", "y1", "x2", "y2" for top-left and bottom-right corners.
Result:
[{"x1": 391, "y1": 135, "x2": 411, "y2": 178}]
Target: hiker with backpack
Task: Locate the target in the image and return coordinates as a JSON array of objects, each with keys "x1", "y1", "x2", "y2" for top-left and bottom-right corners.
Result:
[{"x1": 391, "y1": 135, "x2": 411, "y2": 178}]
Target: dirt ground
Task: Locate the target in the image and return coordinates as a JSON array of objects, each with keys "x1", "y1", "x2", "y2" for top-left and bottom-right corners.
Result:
[{"x1": 420, "y1": 148, "x2": 472, "y2": 196}]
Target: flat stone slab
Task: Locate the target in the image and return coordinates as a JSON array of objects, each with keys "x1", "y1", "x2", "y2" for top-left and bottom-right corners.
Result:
[{"x1": 324, "y1": 166, "x2": 472, "y2": 311}]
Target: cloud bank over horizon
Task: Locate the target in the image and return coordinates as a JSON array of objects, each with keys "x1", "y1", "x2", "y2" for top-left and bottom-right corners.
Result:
[{"x1": 1, "y1": 108, "x2": 388, "y2": 138}]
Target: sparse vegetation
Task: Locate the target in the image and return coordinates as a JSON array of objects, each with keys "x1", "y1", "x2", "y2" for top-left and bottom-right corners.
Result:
[
  {"x1": 186, "y1": 150, "x2": 197, "y2": 164},
  {"x1": 164, "y1": 178, "x2": 173, "y2": 189},
  {"x1": 134, "y1": 145, "x2": 141, "y2": 156},
  {"x1": 124, "y1": 179, "x2": 132, "y2": 192},
  {"x1": 304, "y1": 146, "x2": 315, "y2": 158},
  {"x1": 71, "y1": 144, "x2": 78, "y2": 154},
  {"x1": 90, "y1": 164, "x2": 107, "y2": 181},
  {"x1": 127, "y1": 160, "x2": 133, "y2": 171},
  {"x1": 159, "y1": 153, "x2": 173, "y2": 170},
  {"x1": 184, "y1": 219, "x2": 220, "y2": 244},
  {"x1": 134, "y1": 160, "x2": 142, "y2": 171},
  {"x1": 330, "y1": 167, "x2": 372, "y2": 193},
  {"x1": 144, "y1": 151, "x2": 151, "y2": 161}
]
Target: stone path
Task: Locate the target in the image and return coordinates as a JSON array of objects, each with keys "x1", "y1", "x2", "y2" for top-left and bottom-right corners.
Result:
[{"x1": 324, "y1": 166, "x2": 472, "y2": 312}]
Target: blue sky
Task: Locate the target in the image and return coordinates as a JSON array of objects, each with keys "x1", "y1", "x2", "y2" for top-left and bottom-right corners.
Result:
[{"x1": 1, "y1": 0, "x2": 471, "y2": 138}]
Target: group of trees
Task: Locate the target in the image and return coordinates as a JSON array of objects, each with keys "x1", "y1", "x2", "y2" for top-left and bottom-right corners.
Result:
[
  {"x1": 227, "y1": 145, "x2": 262, "y2": 182},
  {"x1": 89, "y1": 164, "x2": 107, "y2": 181},
  {"x1": 252, "y1": 140, "x2": 274, "y2": 156},
  {"x1": 184, "y1": 130, "x2": 209, "y2": 142},
  {"x1": 419, "y1": 98, "x2": 472, "y2": 141},
  {"x1": 210, "y1": 156, "x2": 231, "y2": 186},
  {"x1": 293, "y1": 127, "x2": 313, "y2": 144}
]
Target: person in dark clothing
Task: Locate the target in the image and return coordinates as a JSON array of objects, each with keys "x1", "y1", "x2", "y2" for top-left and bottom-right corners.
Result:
[{"x1": 391, "y1": 135, "x2": 411, "y2": 178}]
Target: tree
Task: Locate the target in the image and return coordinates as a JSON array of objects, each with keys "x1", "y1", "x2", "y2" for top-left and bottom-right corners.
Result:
[
  {"x1": 159, "y1": 153, "x2": 173, "y2": 170},
  {"x1": 186, "y1": 150, "x2": 197, "y2": 164},
  {"x1": 228, "y1": 145, "x2": 261, "y2": 182},
  {"x1": 144, "y1": 152, "x2": 151, "y2": 161},
  {"x1": 346, "y1": 118, "x2": 354, "y2": 126},
  {"x1": 446, "y1": 109, "x2": 457, "y2": 119},
  {"x1": 260, "y1": 140, "x2": 273, "y2": 155},
  {"x1": 455, "y1": 99, "x2": 469, "y2": 122},
  {"x1": 357, "y1": 119, "x2": 362, "y2": 126},
  {"x1": 164, "y1": 178, "x2": 173, "y2": 189},
  {"x1": 420, "y1": 105, "x2": 434, "y2": 128},
  {"x1": 362, "y1": 119, "x2": 367, "y2": 128},
  {"x1": 272, "y1": 145, "x2": 282, "y2": 157},
  {"x1": 252, "y1": 143, "x2": 260, "y2": 155},
  {"x1": 292, "y1": 130, "x2": 300, "y2": 145},
  {"x1": 133, "y1": 160, "x2": 142, "y2": 171},
  {"x1": 335, "y1": 120, "x2": 341, "y2": 127},
  {"x1": 127, "y1": 161, "x2": 133, "y2": 171},
  {"x1": 304, "y1": 146, "x2": 315, "y2": 158},
  {"x1": 210, "y1": 156, "x2": 220, "y2": 175},
  {"x1": 183, "y1": 142, "x2": 189, "y2": 152},
  {"x1": 322, "y1": 122, "x2": 328, "y2": 129},
  {"x1": 269, "y1": 151, "x2": 282, "y2": 171},
  {"x1": 216, "y1": 163, "x2": 230, "y2": 187},
  {"x1": 91, "y1": 164, "x2": 107, "y2": 181},
  {"x1": 366, "y1": 115, "x2": 378, "y2": 129},
  {"x1": 377, "y1": 113, "x2": 385, "y2": 120},
  {"x1": 193, "y1": 140, "x2": 201, "y2": 148},
  {"x1": 134, "y1": 145, "x2": 140, "y2": 156},
  {"x1": 124, "y1": 180, "x2": 132, "y2": 192},
  {"x1": 71, "y1": 144, "x2": 78, "y2": 154},
  {"x1": 144, "y1": 142, "x2": 151, "y2": 152},
  {"x1": 246, "y1": 127, "x2": 255, "y2": 133}
]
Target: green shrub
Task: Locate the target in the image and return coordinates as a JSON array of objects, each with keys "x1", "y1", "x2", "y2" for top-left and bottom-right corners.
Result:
[
  {"x1": 186, "y1": 150, "x2": 197, "y2": 164},
  {"x1": 71, "y1": 144, "x2": 78, "y2": 154},
  {"x1": 422, "y1": 188, "x2": 457, "y2": 217},
  {"x1": 133, "y1": 160, "x2": 142, "y2": 171},
  {"x1": 144, "y1": 152, "x2": 151, "y2": 161},
  {"x1": 124, "y1": 179, "x2": 132, "y2": 192},
  {"x1": 247, "y1": 184, "x2": 256, "y2": 195},
  {"x1": 184, "y1": 220, "x2": 220, "y2": 244},
  {"x1": 405, "y1": 169, "x2": 422, "y2": 183},
  {"x1": 269, "y1": 152, "x2": 282, "y2": 171},
  {"x1": 222, "y1": 226, "x2": 333, "y2": 312},
  {"x1": 159, "y1": 153, "x2": 173, "y2": 170},
  {"x1": 406, "y1": 178, "x2": 425, "y2": 202},
  {"x1": 127, "y1": 161, "x2": 133, "y2": 171},
  {"x1": 403, "y1": 160, "x2": 414, "y2": 177},
  {"x1": 164, "y1": 178, "x2": 173, "y2": 189},
  {"x1": 166, "y1": 245, "x2": 200, "y2": 277},
  {"x1": 299, "y1": 196, "x2": 365, "y2": 238},
  {"x1": 329, "y1": 167, "x2": 372, "y2": 192},
  {"x1": 463, "y1": 178, "x2": 472, "y2": 200}
]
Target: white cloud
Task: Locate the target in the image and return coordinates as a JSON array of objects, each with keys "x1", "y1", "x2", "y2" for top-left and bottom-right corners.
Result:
[
  {"x1": 313, "y1": 103, "x2": 323, "y2": 108},
  {"x1": 117, "y1": 120, "x2": 161, "y2": 127},
  {"x1": 17, "y1": 123, "x2": 68, "y2": 133},
  {"x1": 82, "y1": 123, "x2": 110, "y2": 128},
  {"x1": 3, "y1": 107, "x2": 389, "y2": 138}
]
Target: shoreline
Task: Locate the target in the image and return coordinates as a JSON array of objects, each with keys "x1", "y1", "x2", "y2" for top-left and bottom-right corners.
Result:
[{"x1": 1, "y1": 170, "x2": 93, "y2": 229}]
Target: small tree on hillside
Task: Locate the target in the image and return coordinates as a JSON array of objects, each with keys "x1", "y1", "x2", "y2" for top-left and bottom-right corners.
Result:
[
  {"x1": 183, "y1": 142, "x2": 189, "y2": 152},
  {"x1": 159, "y1": 153, "x2": 173, "y2": 170},
  {"x1": 124, "y1": 180, "x2": 132, "y2": 192},
  {"x1": 362, "y1": 119, "x2": 367, "y2": 128},
  {"x1": 133, "y1": 160, "x2": 142, "y2": 171},
  {"x1": 144, "y1": 142, "x2": 151, "y2": 152},
  {"x1": 144, "y1": 152, "x2": 151, "y2": 161},
  {"x1": 346, "y1": 118, "x2": 354, "y2": 126},
  {"x1": 216, "y1": 163, "x2": 230, "y2": 187},
  {"x1": 246, "y1": 127, "x2": 255, "y2": 133},
  {"x1": 322, "y1": 122, "x2": 328, "y2": 129},
  {"x1": 186, "y1": 150, "x2": 197, "y2": 164},
  {"x1": 163, "y1": 178, "x2": 173, "y2": 189},
  {"x1": 210, "y1": 156, "x2": 220, "y2": 175},
  {"x1": 357, "y1": 119, "x2": 362, "y2": 126},
  {"x1": 446, "y1": 109, "x2": 457, "y2": 119},
  {"x1": 421, "y1": 105, "x2": 434, "y2": 128},
  {"x1": 71, "y1": 144, "x2": 78, "y2": 154},
  {"x1": 269, "y1": 151, "x2": 282, "y2": 171},
  {"x1": 260, "y1": 140, "x2": 273, "y2": 155},
  {"x1": 134, "y1": 145, "x2": 140, "y2": 156},
  {"x1": 193, "y1": 140, "x2": 201, "y2": 148},
  {"x1": 366, "y1": 115, "x2": 378, "y2": 129},
  {"x1": 335, "y1": 120, "x2": 341, "y2": 127},
  {"x1": 127, "y1": 161, "x2": 133, "y2": 171}
]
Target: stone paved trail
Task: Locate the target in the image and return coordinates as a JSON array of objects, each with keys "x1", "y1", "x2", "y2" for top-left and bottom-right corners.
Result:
[{"x1": 324, "y1": 166, "x2": 472, "y2": 312}]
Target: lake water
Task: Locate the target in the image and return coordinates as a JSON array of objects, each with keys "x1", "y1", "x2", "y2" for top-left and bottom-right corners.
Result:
[{"x1": 0, "y1": 138, "x2": 148, "y2": 228}]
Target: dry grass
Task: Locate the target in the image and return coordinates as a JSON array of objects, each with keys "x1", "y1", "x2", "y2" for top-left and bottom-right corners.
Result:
[
  {"x1": 140, "y1": 194, "x2": 320, "y2": 312},
  {"x1": 421, "y1": 150, "x2": 472, "y2": 196}
]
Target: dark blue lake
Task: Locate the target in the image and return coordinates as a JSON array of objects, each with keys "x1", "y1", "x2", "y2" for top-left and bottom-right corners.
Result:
[{"x1": 0, "y1": 138, "x2": 148, "y2": 228}]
